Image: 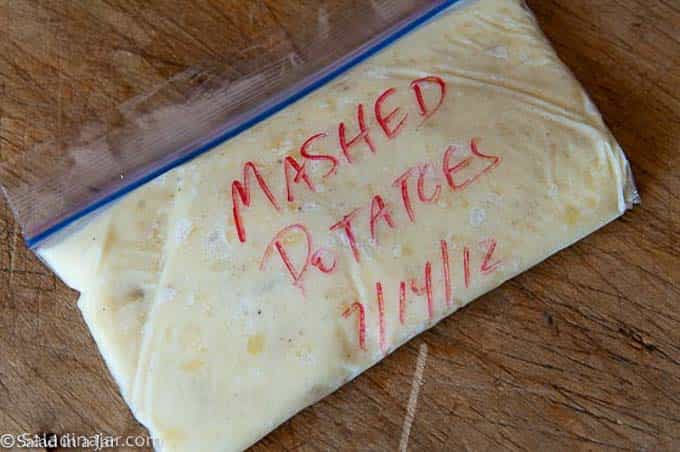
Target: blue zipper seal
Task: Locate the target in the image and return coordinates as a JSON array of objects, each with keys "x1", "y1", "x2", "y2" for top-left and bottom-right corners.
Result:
[{"x1": 27, "y1": 0, "x2": 461, "y2": 249}]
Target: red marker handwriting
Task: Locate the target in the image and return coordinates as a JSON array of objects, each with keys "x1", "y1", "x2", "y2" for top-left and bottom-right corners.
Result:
[
  {"x1": 343, "y1": 302, "x2": 367, "y2": 351},
  {"x1": 399, "y1": 281, "x2": 407, "y2": 325},
  {"x1": 424, "y1": 261, "x2": 434, "y2": 320},
  {"x1": 443, "y1": 138, "x2": 501, "y2": 192},
  {"x1": 393, "y1": 167, "x2": 418, "y2": 223},
  {"x1": 480, "y1": 238, "x2": 501, "y2": 274},
  {"x1": 441, "y1": 240, "x2": 452, "y2": 307},
  {"x1": 375, "y1": 88, "x2": 407, "y2": 140},
  {"x1": 284, "y1": 155, "x2": 315, "y2": 202},
  {"x1": 376, "y1": 282, "x2": 387, "y2": 353},
  {"x1": 339, "y1": 237, "x2": 502, "y2": 351},
  {"x1": 300, "y1": 132, "x2": 338, "y2": 178},
  {"x1": 260, "y1": 224, "x2": 311, "y2": 288},
  {"x1": 410, "y1": 261, "x2": 434, "y2": 320},
  {"x1": 311, "y1": 248, "x2": 337, "y2": 274},
  {"x1": 411, "y1": 76, "x2": 447, "y2": 122},
  {"x1": 339, "y1": 103, "x2": 375, "y2": 164},
  {"x1": 369, "y1": 195, "x2": 396, "y2": 243},
  {"x1": 391, "y1": 140, "x2": 499, "y2": 226},
  {"x1": 230, "y1": 74, "x2": 453, "y2": 243},
  {"x1": 258, "y1": 135, "x2": 503, "y2": 292},
  {"x1": 463, "y1": 246, "x2": 471, "y2": 289},
  {"x1": 260, "y1": 224, "x2": 337, "y2": 289},
  {"x1": 232, "y1": 161, "x2": 280, "y2": 243},
  {"x1": 417, "y1": 164, "x2": 441, "y2": 203},
  {"x1": 410, "y1": 278, "x2": 425, "y2": 296}
]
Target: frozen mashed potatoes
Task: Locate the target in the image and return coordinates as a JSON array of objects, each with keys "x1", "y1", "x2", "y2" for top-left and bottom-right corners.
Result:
[{"x1": 39, "y1": 0, "x2": 635, "y2": 450}]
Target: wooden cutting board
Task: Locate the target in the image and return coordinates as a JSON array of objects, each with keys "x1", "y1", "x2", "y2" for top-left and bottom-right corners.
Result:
[{"x1": 1, "y1": 1, "x2": 678, "y2": 450}]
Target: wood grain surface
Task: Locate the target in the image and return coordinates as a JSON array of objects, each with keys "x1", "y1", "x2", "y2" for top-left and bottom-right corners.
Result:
[{"x1": 1, "y1": 0, "x2": 679, "y2": 451}]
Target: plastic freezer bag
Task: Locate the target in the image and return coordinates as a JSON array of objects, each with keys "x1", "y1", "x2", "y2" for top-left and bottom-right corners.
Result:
[{"x1": 1, "y1": 0, "x2": 637, "y2": 451}]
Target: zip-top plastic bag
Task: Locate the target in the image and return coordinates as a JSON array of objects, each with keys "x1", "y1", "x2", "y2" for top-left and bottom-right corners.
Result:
[
  {"x1": 2, "y1": 0, "x2": 469, "y2": 249},
  {"x1": 1, "y1": 0, "x2": 638, "y2": 450}
]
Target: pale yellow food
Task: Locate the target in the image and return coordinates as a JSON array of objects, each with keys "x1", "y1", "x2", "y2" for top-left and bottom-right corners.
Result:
[{"x1": 39, "y1": 0, "x2": 636, "y2": 450}]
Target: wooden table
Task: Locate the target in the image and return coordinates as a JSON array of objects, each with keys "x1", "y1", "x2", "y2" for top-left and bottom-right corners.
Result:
[{"x1": 1, "y1": 1, "x2": 678, "y2": 450}]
